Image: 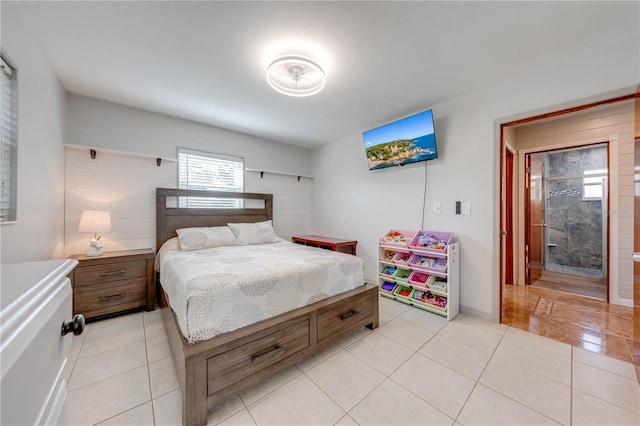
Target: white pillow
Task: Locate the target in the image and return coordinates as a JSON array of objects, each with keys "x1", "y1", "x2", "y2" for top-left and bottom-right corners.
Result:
[
  {"x1": 227, "y1": 220, "x2": 278, "y2": 245},
  {"x1": 176, "y1": 226, "x2": 238, "y2": 251}
]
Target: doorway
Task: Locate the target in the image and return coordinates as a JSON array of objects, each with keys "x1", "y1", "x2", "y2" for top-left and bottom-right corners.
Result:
[
  {"x1": 499, "y1": 93, "x2": 636, "y2": 362},
  {"x1": 525, "y1": 145, "x2": 609, "y2": 300}
]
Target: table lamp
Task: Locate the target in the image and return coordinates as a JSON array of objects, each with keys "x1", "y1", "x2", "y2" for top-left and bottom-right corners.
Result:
[{"x1": 77, "y1": 210, "x2": 111, "y2": 256}]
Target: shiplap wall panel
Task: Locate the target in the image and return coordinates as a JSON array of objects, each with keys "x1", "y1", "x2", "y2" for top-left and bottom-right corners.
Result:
[
  {"x1": 516, "y1": 103, "x2": 633, "y2": 142},
  {"x1": 65, "y1": 148, "x2": 311, "y2": 256},
  {"x1": 65, "y1": 148, "x2": 177, "y2": 256},
  {"x1": 514, "y1": 99, "x2": 635, "y2": 305},
  {"x1": 245, "y1": 172, "x2": 311, "y2": 241}
]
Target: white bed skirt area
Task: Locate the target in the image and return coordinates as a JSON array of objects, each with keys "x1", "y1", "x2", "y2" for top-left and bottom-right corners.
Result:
[{"x1": 158, "y1": 240, "x2": 366, "y2": 344}]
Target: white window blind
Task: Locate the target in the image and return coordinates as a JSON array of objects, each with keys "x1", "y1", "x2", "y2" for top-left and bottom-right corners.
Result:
[
  {"x1": 178, "y1": 148, "x2": 244, "y2": 208},
  {"x1": 1, "y1": 56, "x2": 17, "y2": 222}
]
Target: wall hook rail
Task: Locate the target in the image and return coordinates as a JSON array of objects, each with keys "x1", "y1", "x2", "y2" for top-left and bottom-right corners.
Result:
[{"x1": 245, "y1": 168, "x2": 313, "y2": 181}]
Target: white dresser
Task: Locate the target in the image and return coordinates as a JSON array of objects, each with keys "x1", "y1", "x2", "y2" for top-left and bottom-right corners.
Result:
[{"x1": 1, "y1": 259, "x2": 81, "y2": 425}]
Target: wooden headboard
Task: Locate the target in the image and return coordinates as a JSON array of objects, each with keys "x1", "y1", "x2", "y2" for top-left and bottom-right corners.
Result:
[{"x1": 156, "y1": 188, "x2": 273, "y2": 251}]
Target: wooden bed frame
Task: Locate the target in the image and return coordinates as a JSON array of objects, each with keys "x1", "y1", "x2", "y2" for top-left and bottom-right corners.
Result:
[{"x1": 156, "y1": 188, "x2": 379, "y2": 425}]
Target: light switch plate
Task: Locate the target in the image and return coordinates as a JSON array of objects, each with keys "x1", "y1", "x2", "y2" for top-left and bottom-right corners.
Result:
[
  {"x1": 433, "y1": 202, "x2": 441, "y2": 214},
  {"x1": 462, "y1": 202, "x2": 471, "y2": 215}
]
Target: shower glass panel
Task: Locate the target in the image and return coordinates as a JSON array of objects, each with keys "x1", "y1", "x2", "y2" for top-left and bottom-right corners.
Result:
[{"x1": 544, "y1": 144, "x2": 608, "y2": 278}]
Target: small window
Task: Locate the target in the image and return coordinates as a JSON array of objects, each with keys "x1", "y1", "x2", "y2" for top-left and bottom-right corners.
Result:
[
  {"x1": 582, "y1": 169, "x2": 607, "y2": 201},
  {"x1": 1, "y1": 56, "x2": 17, "y2": 222},
  {"x1": 177, "y1": 148, "x2": 244, "y2": 208}
]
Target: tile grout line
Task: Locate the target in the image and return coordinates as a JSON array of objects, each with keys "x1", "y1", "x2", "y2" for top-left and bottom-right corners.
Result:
[
  {"x1": 68, "y1": 316, "x2": 152, "y2": 425},
  {"x1": 452, "y1": 323, "x2": 509, "y2": 424},
  {"x1": 472, "y1": 325, "x2": 568, "y2": 425},
  {"x1": 570, "y1": 345, "x2": 574, "y2": 426},
  {"x1": 572, "y1": 357, "x2": 639, "y2": 381},
  {"x1": 371, "y1": 320, "x2": 457, "y2": 423},
  {"x1": 142, "y1": 314, "x2": 158, "y2": 426},
  {"x1": 238, "y1": 363, "x2": 312, "y2": 422}
]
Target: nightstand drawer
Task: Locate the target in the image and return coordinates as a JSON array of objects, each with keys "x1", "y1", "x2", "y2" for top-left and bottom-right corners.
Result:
[
  {"x1": 74, "y1": 277, "x2": 147, "y2": 317},
  {"x1": 74, "y1": 260, "x2": 146, "y2": 286}
]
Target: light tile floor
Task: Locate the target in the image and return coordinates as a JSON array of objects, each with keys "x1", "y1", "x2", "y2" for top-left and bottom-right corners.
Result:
[{"x1": 65, "y1": 296, "x2": 640, "y2": 425}]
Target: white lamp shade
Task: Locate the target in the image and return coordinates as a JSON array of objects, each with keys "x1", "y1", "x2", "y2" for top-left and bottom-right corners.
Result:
[{"x1": 78, "y1": 210, "x2": 112, "y2": 233}]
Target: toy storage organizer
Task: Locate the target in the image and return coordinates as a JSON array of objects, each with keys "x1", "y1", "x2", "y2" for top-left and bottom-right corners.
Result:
[{"x1": 378, "y1": 229, "x2": 459, "y2": 320}]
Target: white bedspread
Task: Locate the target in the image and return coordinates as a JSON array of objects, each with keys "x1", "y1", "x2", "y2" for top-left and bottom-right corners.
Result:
[{"x1": 158, "y1": 240, "x2": 365, "y2": 344}]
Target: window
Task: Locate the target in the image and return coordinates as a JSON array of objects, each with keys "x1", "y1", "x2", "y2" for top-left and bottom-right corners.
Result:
[
  {"x1": 177, "y1": 148, "x2": 244, "y2": 208},
  {"x1": 582, "y1": 169, "x2": 607, "y2": 201},
  {"x1": 1, "y1": 56, "x2": 17, "y2": 222}
]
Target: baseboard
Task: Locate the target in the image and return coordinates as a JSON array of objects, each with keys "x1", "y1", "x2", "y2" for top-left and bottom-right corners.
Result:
[
  {"x1": 619, "y1": 298, "x2": 633, "y2": 308},
  {"x1": 459, "y1": 305, "x2": 494, "y2": 322}
]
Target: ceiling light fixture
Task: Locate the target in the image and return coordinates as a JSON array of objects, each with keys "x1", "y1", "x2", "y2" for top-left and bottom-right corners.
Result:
[{"x1": 266, "y1": 55, "x2": 325, "y2": 97}]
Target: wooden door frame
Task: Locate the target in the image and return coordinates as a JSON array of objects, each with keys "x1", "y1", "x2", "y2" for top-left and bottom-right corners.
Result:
[
  {"x1": 524, "y1": 153, "x2": 545, "y2": 286},
  {"x1": 633, "y1": 85, "x2": 640, "y2": 376},
  {"x1": 499, "y1": 93, "x2": 633, "y2": 323},
  {"x1": 505, "y1": 149, "x2": 514, "y2": 285}
]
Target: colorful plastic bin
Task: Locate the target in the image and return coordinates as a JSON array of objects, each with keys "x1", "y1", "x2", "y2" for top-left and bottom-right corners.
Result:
[
  {"x1": 392, "y1": 268, "x2": 412, "y2": 284},
  {"x1": 380, "y1": 249, "x2": 396, "y2": 263},
  {"x1": 408, "y1": 271, "x2": 435, "y2": 289},
  {"x1": 392, "y1": 251, "x2": 411, "y2": 266},
  {"x1": 379, "y1": 229, "x2": 417, "y2": 250},
  {"x1": 430, "y1": 276, "x2": 448, "y2": 292},
  {"x1": 393, "y1": 284, "x2": 413, "y2": 301},
  {"x1": 409, "y1": 231, "x2": 453, "y2": 256},
  {"x1": 410, "y1": 288, "x2": 448, "y2": 313},
  {"x1": 408, "y1": 254, "x2": 448, "y2": 275},
  {"x1": 379, "y1": 265, "x2": 397, "y2": 279},
  {"x1": 380, "y1": 281, "x2": 397, "y2": 295}
]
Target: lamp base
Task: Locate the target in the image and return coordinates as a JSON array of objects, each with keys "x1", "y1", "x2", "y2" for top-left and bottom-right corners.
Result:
[
  {"x1": 86, "y1": 239, "x2": 104, "y2": 257},
  {"x1": 85, "y1": 247, "x2": 104, "y2": 257}
]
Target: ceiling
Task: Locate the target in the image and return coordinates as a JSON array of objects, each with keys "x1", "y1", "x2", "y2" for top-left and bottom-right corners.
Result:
[{"x1": 15, "y1": 1, "x2": 639, "y2": 148}]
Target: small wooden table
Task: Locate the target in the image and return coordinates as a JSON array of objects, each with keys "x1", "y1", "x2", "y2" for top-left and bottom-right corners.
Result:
[
  {"x1": 291, "y1": 235, "x2": 358, "y2": 256},
  {"x1": 68, "y1": 248, "x2": 155, "y2": 320}
]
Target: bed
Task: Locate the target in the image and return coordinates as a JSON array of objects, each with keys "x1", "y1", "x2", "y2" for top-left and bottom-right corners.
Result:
[{"x1": 156, "y1": 188, "x2": 379, "y2": 425}]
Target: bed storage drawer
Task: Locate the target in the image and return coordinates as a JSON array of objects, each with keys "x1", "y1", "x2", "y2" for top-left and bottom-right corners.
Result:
[
  {"x1": 207, "y1": 320, "x2": 310, "y2": 395},
  {"x1": 74, "y1": 277, "x2": 147, "y2": 318},
  {"x1": 73, "y1": 260, "x2": 147, "y2": 286},
  {"x1": 317, "y1": 291, "x2": 373, "y2": 341}
]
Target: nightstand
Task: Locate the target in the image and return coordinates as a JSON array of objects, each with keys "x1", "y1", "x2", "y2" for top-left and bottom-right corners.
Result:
[
  {"x1": 68, "y1": 248, "x2": 155, "y2": 320},
  {"x1": 291, "y1": 235, "x2": 358, "y2": 256}
]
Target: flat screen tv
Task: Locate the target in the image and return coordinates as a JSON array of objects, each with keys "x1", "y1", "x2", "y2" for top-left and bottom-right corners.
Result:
[{"x1": 362, "y1": 109, "x2": 437, "y2": 170}]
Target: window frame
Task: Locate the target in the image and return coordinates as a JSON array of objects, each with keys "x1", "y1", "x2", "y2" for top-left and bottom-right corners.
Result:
[
  {"x1": 581, "y1": 169, "x2": 608, "y2": 201},
  {"x1": 1, "y1": 54, "x2": 18, "y2": 223},
  {"x1": 177, "y1": 147, "x2": 244, "y2": 208}
]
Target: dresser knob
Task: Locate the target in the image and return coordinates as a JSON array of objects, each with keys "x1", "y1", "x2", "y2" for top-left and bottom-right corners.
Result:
[{"x1": 61, "y1": 314, "x2": 85, "y2": 336}]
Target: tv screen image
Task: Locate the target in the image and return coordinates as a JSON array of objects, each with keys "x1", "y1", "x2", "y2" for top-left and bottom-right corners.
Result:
[{"x1": 362, "y1": 109, "x2": 437, "y2": 170}]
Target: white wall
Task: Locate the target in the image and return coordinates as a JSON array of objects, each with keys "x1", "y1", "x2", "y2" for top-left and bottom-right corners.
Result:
[
  {"x1": 310, "y1": 35, "x2": 639, "y2": 320},
  {"x1": 65, "y1": 95, "x2": 312, "y2": 253},
  {"x1": 66, "y1": 94, "x2": 311, "y2": 175},
  {"x1": 0, "y1": 1, "x2": 67, "y2": 263}
]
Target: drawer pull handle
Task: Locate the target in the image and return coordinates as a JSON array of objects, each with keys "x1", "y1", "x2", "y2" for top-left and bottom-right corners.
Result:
[
  {"x1": 339, "y1": 309, "x2": 358, "y2": 320},
  {"x1": 99, "y1": 269, "x2": 127, "y2": 277},
  {"x1": 99, "y1": 293, "x2": 126, "y2": 302},
  {"x1": 251, "y1": 344, "x2": 283, "y2": 363}
]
